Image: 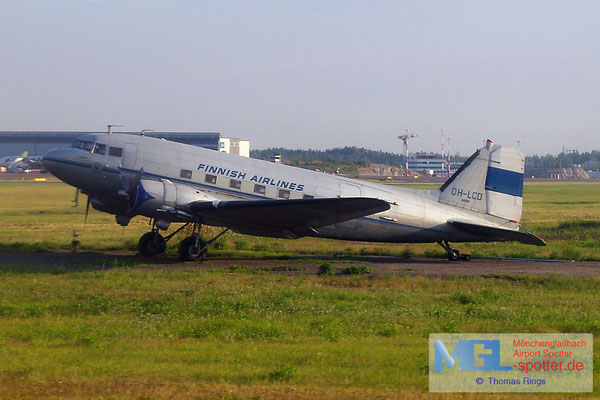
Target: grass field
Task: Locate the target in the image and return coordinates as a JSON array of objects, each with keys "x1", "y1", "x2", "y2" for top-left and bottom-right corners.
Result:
[
  {"x1": 1, "y1": 265, "x2": 600, "y2": 398},
  {"x1": 2, "y1": 181, "x2": 600, "y2": 398}
]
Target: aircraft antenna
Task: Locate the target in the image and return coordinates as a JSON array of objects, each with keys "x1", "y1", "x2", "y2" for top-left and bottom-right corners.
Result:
[
  {"x1": 398, "y1": 130, "x2": 418, "y2": 177},
  {"x1": 107, "y1": 124, "x2": 124, "y2": 134}
]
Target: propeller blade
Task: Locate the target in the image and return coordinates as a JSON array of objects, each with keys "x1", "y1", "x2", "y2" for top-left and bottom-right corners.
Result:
[
  {"x1": 119, "y1": 167, "x2": 144, "y2": 199},
  {"x1": 83, "y1": 196, "x2": 91, "y2": 233},
  {"x1": 132, "y1": 167, "x2": 144, "y2": 189},
  {"x1": 119, "y1": 173, "x2": 131, "y2": 193}
]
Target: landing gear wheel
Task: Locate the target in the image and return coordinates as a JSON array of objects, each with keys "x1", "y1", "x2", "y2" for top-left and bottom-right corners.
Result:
[
  {"x1": 461, "y1": 254, "x2": 472, "y2": 262},
  {"x1": 178, "y1": 236, "x2": 207, "y2": 261},
  {"x1": 448, "y1": 250, "x2": 461, "y2": 261},
  {"x1": 138, "y1": 232, "x2": 166, "y2": 257}
]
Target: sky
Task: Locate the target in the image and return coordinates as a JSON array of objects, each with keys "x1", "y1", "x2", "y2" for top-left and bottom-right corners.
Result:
[{"x1": 1, "y1": 1, "x2": 599, "y2": 156}]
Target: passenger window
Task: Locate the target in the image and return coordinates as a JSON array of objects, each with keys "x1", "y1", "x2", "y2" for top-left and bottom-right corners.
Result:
[
  {"x1": 230, "y1": 179, "x2": 242, "y2": 189},
  {"x1": 93, "y1": 143, "x2": 106, "y2": 155},
  {"x1": 303, "y1": 194, "x2": 314, "y2": 199},
  {"x1": 109, "y1": 147, "x2": 123, "y2": 157},
  {"x1": 254, "y1": 184, "x2": 266, "y2": 194},
  {"x1": 278, "y1": 189, "x2": 290, "y2": 199},
  {"x1": 205, "y1": 174, "x2": 217, "y2": 184},
  {"x1": 180, "y1": 169, "x2": 192, "y2": 179}
]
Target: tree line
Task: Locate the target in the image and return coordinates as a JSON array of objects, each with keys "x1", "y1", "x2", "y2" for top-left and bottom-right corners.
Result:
[
  {"x1": 251, "y1": 146, "x2": 407, "y2": 167},
  {"x1": 251, "y1": 147, "x2": 600, "y2": 171}
]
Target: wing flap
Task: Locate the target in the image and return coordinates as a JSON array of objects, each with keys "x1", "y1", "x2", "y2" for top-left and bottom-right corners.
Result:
[
  {"x1": 188, "y1": 197, "x2": 390, "y2": 238},
  {"x1": 449, "y1": 220, "x2": 546, "y2": 246}
]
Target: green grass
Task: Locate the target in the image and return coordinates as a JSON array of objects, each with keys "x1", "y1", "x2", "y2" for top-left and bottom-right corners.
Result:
[{"x1": 1, "y1": 266, "x2": 600, "y2": 398}]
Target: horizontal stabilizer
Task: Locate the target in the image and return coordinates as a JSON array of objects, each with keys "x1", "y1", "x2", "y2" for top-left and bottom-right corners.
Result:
[
  {"x1": 188, "y1": 197, "x2": 390, "y2": 239},
  {"x1": 449, "y1": 220, "x2": 546, "y2": 246}
]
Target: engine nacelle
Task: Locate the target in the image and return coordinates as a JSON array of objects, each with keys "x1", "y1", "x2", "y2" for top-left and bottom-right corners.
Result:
[
  {"x1": 131, "y1": 178, "x2": 213, "y2": 218},
  {"x1": 90, "y1": 196, "x2": 129, "y2": 215}
]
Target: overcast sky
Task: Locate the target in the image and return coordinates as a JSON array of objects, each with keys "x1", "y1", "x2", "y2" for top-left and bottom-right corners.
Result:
[{"x1": 1, "y1": 1, "x2": 599, "y2": 155}]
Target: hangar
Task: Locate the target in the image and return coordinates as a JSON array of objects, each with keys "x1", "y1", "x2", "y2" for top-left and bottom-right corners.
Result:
[{"x1": 0, "y1": 131, "x2": 227, "y2": 158}]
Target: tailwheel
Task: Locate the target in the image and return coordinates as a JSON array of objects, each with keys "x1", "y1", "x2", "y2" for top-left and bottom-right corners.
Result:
[
  {"x1": 438, "y1": 241, "x2": 471, "y2": 262},
  {"x1": 178, "y1": 236, "x2": 207, "y2": 261},
  {"x1": 138, "y1": 231, "x2": 166, "y2": 257},
  {"x1": 449, "y1": 249, "x2": 460, "y2": 261}
]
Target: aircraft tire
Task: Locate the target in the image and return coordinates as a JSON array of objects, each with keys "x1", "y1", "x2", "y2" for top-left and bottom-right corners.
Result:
[
  {"x1": 462, "y1": 254, "x2": 472, "y2": 262},
  {"x1": 138, "y1": 232, "x2": 166, "y2": 257},
  {"x1": 178, "y1": 236, "x2": 207, "y2": 262},
  {"x1": 448, "y1": 250, "x2": 460, "y2": 261}
]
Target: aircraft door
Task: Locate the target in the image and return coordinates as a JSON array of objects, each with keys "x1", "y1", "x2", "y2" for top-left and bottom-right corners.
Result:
[{"x1": 122, "y1": 144, "x2": 137, "y2": 170}]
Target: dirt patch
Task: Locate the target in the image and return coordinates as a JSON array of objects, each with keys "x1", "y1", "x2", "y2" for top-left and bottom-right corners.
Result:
[{"x1": 2, "y1": 252, "x2": 600, "y2": 278}]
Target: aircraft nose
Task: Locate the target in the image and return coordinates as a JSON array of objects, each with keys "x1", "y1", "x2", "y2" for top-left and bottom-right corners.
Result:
[
  {"x1": 42, "y1": 148, "x2": 63, "y2": 175},
  {"x1": 42, "y1": 148, "x2": 80, "y2": 180}
]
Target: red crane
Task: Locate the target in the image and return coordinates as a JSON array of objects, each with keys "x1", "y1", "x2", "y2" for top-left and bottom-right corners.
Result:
[{"x1": 398, "y1": 130, "x2": 418, "y2": 177}]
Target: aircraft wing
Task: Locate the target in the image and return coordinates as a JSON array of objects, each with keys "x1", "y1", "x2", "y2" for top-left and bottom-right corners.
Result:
[
  {"x1": 188, "y1": 197, "x2": 390, "y2": 238},
  {"x1": 448, "y1": 220, "x2": 546, "y2": 246}
]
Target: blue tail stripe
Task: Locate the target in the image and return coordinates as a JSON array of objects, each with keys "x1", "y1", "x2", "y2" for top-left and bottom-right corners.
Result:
[{"x1": 485, "y1": 167, "x2": 523, "y2": 197}]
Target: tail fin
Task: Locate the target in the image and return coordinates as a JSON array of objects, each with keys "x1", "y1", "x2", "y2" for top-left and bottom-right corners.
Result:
[
  {"x1": 21, "y1": 151, "x2": 28, "y2": 157},
  {"x1": 438, "y1": 139, "x2": 524, "y2": 223}
]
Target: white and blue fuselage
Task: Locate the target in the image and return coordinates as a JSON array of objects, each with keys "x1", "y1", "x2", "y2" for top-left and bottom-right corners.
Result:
[{"x1": 43, "y1": 133, "x2": 535, "y2": 246}]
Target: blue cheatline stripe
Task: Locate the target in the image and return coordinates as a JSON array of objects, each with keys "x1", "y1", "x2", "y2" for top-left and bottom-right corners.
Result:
[{"x1": 485, "y1": 167, "x2": 523, "y2": 197}]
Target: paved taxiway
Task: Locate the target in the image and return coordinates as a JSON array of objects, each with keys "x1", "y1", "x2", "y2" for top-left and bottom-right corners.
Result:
[{"x1": 2, "y1": 252, "x2": 598, "y2": 277}]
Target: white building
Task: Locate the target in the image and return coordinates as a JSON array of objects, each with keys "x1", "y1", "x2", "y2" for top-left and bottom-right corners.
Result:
[
  {"x1": 219, "y1": 137, "x2": 250, "y2": 157},
  {"x1": 407, "y1": 152, "x2": 461, "y2": 176},
  {"x1": 408, "y1": 153, "x2": 445, "y2": 175}
]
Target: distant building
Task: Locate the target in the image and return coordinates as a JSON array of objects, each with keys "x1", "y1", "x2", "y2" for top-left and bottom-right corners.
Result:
[
  {"x1": 0, "y1": 131, "x2": 250, "y2": 158},
  {"x1": 407, "y1": 152, "x2": 461, "y2": 176},
  {"x1": 408, "y1": 153, "x2": 445, "y2": 176},
  {"x1": 270, "y1": 153, "x2": 282, "y2": 163},
  {"x1": 219, "y1": 137, "x2": 250, "y2": 157}
]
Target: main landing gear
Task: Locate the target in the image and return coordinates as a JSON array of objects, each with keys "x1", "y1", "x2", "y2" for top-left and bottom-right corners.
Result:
[
  {"x1": 178, "y1": 226, "x2": 230, "y2": 262},
  {"x1": 137, "y1": 219, "x2": 230, "y2": 262},
  {"x1": 138, "y1": 231, "x2": 166, "y2": 257},
  {"x1": 438, "y1": 240, "x2": 472, "y2": 262}
]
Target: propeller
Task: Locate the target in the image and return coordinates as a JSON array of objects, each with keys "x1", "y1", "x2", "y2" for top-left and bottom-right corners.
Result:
[{"x1": 116, "y1": 167, "x2": 145, "y2": 221}]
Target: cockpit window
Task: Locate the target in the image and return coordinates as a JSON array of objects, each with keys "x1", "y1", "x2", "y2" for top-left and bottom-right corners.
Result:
[
  {"x1": 93, "y1": 143, "x2": 106, "y2": 155},
  {"x1": 72, "y1": 140, "x2": 95, "y2": 152}
]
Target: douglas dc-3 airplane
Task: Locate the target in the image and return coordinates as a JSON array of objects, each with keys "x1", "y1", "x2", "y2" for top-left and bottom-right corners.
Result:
[{"x1": 42, "y1": 129, "x2": 545, "y2": 261}]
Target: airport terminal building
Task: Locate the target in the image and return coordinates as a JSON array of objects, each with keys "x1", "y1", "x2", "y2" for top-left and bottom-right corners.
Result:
[{"x1": 0, "y1": 131, "x2": 250, "y2": 158}]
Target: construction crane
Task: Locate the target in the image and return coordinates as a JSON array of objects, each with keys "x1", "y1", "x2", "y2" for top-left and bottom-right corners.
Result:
[
  {"x1": 398, "y1": 130, "x2": 418, "y2": 177},
  {"x1": 441, "y1": 129, "x2": 445, "y2": 178},
  {"x1": 447, "y1": 137, "x2": 452, "y2": 177}
]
